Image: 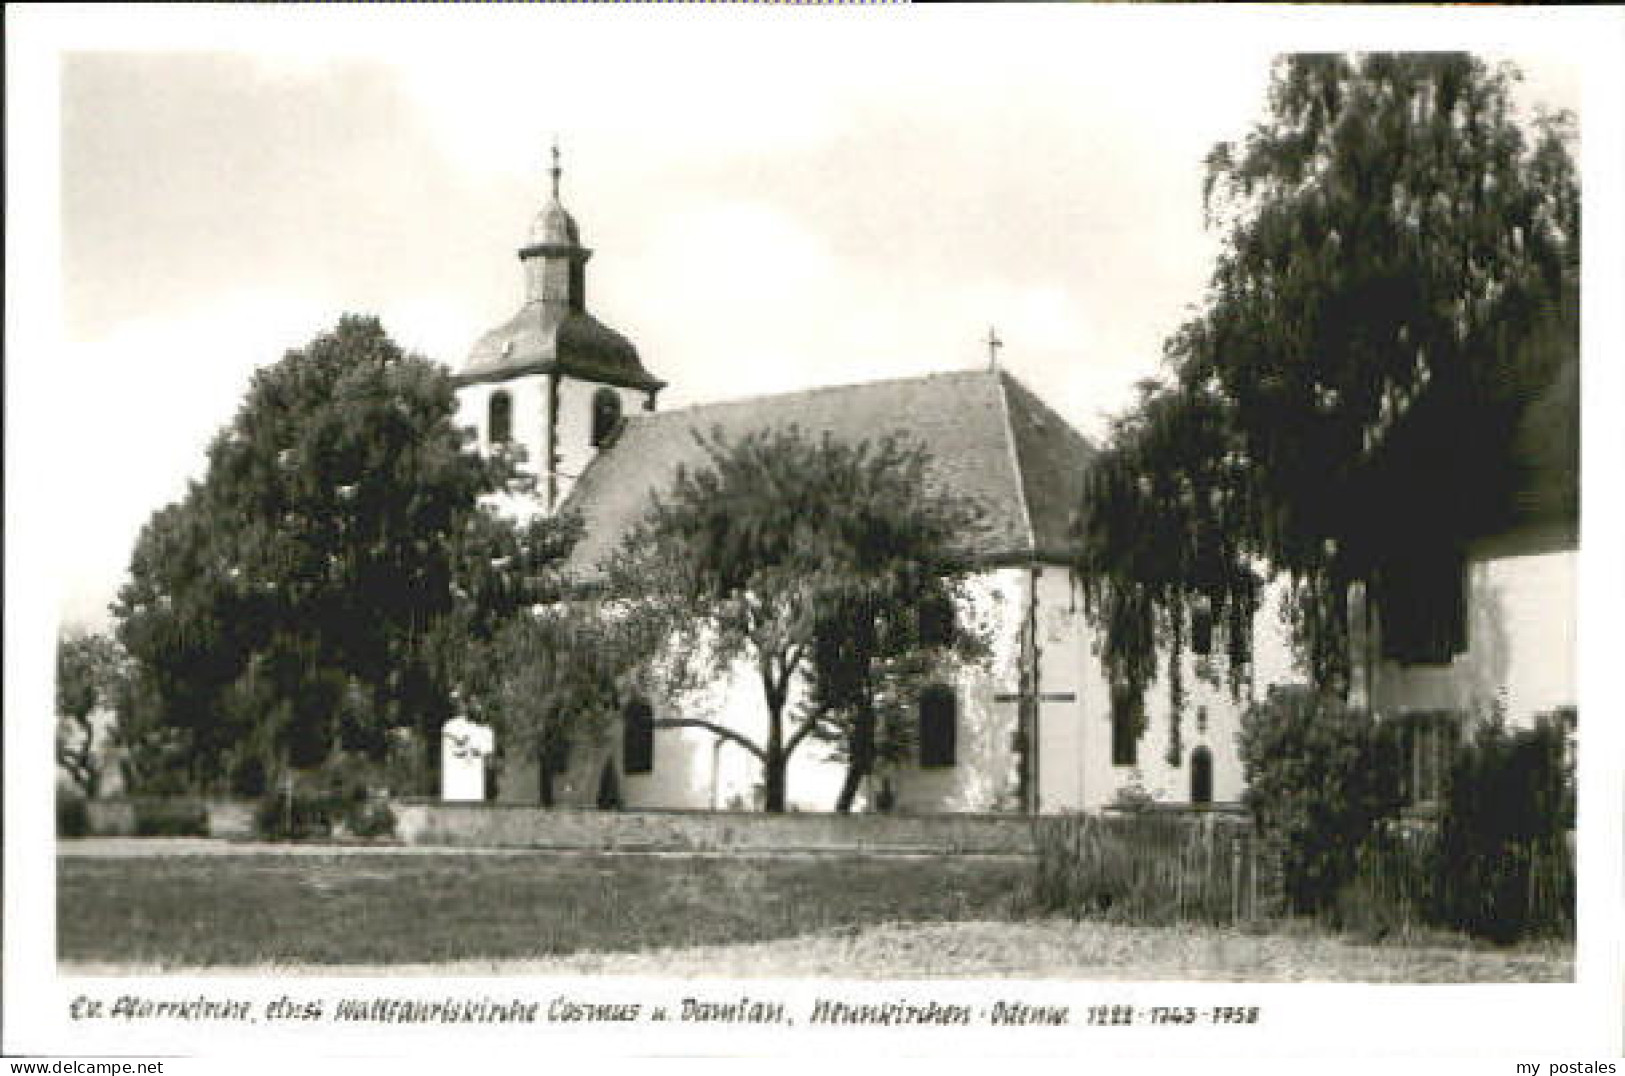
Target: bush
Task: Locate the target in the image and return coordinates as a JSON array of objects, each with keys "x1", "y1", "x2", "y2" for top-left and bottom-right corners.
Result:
[
  {"x1": 133, "y1": 798, "x2": 208, "y2": 837},
  {"x1": 1337, "y1": 822, "x2": 1437, "y2": 941},
  {"x1": 255, "y1": 788, "x2": 342, "y2": 841},
  {"x1": 254, "y1": 780, "x2": 396, "y2": 842},
  {"x1": 1238, "y1": 686, "x2": 1403, "y2": 916},
  {"x1": 1436, "y1": 710, "x2": 1575, "y2": 942},
  {"x1": 343, "y1": 796, "x2": 396, "y2": 839},
  {"x1": 57, "y1": 793, "x2": 89, "y2": 838}
]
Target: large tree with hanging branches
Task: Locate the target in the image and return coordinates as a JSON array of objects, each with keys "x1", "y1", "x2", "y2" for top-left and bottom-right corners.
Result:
[{"x1": 1079, "y1": 53, "x2": 1578, "y2": 726}]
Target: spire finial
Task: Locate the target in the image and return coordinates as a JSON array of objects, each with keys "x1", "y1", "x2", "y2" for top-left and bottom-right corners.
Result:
[
  {"x1": 986, "y1": 325, "x2": 1004, "y2": 371},
  {"x1": 550, "y1": 136, "x2": 562, "y2": 201}
]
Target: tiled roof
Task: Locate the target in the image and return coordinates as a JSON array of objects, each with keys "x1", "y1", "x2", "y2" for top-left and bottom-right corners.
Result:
[
  {"x1": 560, "y1": 368, "x2": 1097, "y2": 577},
  {"x1": 456, "y1": 304, "x2": 664, "y2": 391},
  {"x1": 998, "y1": 372, "x2": 1096, "y2": 561}
]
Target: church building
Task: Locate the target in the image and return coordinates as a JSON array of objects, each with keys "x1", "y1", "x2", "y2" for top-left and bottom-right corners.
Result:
[{"x1": 452, "y1": 153, "x2": 1255, "y2": 814}]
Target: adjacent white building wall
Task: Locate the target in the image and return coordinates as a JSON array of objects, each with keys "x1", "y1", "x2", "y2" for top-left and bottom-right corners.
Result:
[{"x1": 1363, "y1": 547, "x2": 1577, "y2": 724}]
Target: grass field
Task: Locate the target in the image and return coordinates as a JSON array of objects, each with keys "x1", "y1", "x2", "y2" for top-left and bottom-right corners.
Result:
[
  {"x1": 58, "y1": 849, "x2": 1025, "y2": 968},
  {"x1": 57, "y1": 847, "x2": 1572, "y2": 980}
]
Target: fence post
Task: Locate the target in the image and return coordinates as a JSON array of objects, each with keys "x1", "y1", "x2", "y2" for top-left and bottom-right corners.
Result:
[
  {"x1": 1248, "y1": 832, "x2": 1257, "y2": 923},
  {"x1": 1230, "y1": 837, "x2": 1242, "y2": 924}
]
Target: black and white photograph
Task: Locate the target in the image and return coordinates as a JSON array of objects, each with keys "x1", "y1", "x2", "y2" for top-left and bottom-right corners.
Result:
[{"x1": 6, "y1": 3, "x2": 1623, "y2": 1069}]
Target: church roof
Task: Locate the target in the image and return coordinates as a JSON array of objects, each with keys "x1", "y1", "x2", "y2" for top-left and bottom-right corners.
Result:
[
  {"x1": 530, "y1": 200, "x2": 581, "y2": 247},
  {"x1": 455, "y1": 147, "x2": 664, "y2": 393},
  {"x1": 457, "y1": 303, "x2": 663, "y2": 391},
  {"x1": 560, "y1": 368, "x2": 1097, "y2": 576}
]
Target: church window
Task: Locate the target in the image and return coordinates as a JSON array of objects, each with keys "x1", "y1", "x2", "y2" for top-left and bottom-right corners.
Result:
[
  {"x1": 1190, "y1": 746, "x2": 1214, "y2": 804},
  {"x1": 917, "y1": 593, "x2": 955, "y2": 648},
  {"x1": 591, "y1": 387, "x2": 623, "y2": 448},
  {"x1": 918, "y1": 684, "x2": 957, "y2": 767},
  {"x1": 488, "y1": 391, "x2": 513, "y2": 445},
  {"x1": 623, "y1": 700, "x2": 654, "y2": 775},
  {"x1": 1111, "y1": 686, "x2": 1140, "y2": 767}
]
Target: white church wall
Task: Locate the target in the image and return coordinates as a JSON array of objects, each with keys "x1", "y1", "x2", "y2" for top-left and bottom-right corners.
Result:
[
  {"x1": 496, "y1": 729, "x2": 621, "y2": 808},
  {"x1": 624, "y1": 640, "x2": 847, "y2": 813},
  {"x1": 456, "y1": 375, "x2": 650, "y2": 514},
  {"x1": 610, "y1": 568, "x2": 1029, "y2": 816},
  {"x1": 889, "y1": 568, "x2": 1025, "y2": 814},
  {"x1": 1074, "y1": 576, "x2": 1298, "y2": 812},
  {"x1": 553, "y1": 379, "x2": 651, "y2": 508},
  {"x1": 1099, "y1": 667, "x2": 1253, "y2": 810},
  {"x1": 455, "y1": 373, "x2": 549, "y2": 473},
  {"x1": 1363, "y1": 547, "x2": 1576, "y2": 725},
  {"x1": 1033, "y1": 565, "x2": 1098, "y2": 813}
]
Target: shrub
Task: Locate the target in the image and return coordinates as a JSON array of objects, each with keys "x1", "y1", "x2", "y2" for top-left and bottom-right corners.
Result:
[
  {"x1": 1337, "y1": 822, "x2": 1437, "y2": 941},
  {"x1": 255, "y1": 777, "x2": 397, "y2": 842},
  {"x1": 343, "y1": 796, "x2": 396, "y2": 840},
  {"x1": 133, "y1": 797, "x2": 208, "y2": 837},
  {"x1": 255, "y1": 788, "x2": 341, "y2": 841},
  {"x1": 57, "y1": 793, "x2": 89, "y2": 838},
  {"x1": 1107, "y1": 778, "x2": 1157, "y2": 814},
  {"x1": 1238, "y1": 686, "x2": 1403, "y2": 916},
  {"x1": 1436, "y1": 709, "x2": 1575, "y2": 942}
]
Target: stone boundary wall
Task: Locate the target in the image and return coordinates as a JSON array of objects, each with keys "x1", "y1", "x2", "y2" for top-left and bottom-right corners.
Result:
[
  {"x1": 391, "y1": 801, "x2": 1036, "y2": 855},
  {"x1": 80, "y1": 798, "x2": 256, "y2": 839}
]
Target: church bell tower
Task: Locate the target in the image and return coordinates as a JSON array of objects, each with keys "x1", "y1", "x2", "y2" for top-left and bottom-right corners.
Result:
[{"x1": 453, "y1": 144, "x2": 664, "y2": 512}]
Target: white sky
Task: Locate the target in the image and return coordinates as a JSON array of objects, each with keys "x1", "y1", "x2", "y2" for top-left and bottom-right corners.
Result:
[{"x1": 4, "y1": 7, "x2": 1596, "y2": 633}]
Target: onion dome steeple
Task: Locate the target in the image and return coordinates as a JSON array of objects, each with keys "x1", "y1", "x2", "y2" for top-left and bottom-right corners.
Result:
[{"x1": 457, "y1": 142, "x2": 663, "y2": 394}]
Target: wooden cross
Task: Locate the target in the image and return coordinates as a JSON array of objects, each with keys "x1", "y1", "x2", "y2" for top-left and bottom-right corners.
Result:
[{"x1": 986, "y1": 326, "x2": 1004, "y2": 371}]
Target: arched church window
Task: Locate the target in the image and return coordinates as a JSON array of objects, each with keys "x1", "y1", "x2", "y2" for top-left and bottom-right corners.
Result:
[
  {"x1": 917, "y1": 593, "x2": 956, "y2": 648},
  {"x1": 591, "y1": 387, "x2": 623, "y2": 448},
  {"x1": 918, "y1": 684, "x2": 957, "y2": 768},
  {"x1": 623, "y1": 700, "x2": 654, "y2": 775},
  {"x1": 1190, "y1": 746, "x2": 1214, "y2": 804},
  {"x1": 488, "y1": 391, "x2": 513, "y2": 445}
]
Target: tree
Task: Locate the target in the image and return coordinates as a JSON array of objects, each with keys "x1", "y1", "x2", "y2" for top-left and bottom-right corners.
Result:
[
  {"x1": 436, "y1": 505, "x2": 651, "y2": 807},
  {"x1": 113, "y1": 315, "x2": 524, "y2": 792},
  {"x1": 56, "y1": 630, "x2": 129, "y2": 797},
  {"x1": 1079, "y1": 54, "x2": 1578, "y2": 713},
  {"x1": 461, "y1": 596, "x2": 654, "y2": 806},
  {"x1": 1237, "y1": 686, "x2": 1403, "y2": 916},
  {"x1": 803, "y1": 580, "x2": 986, "y2": 812},
  {"x1": 613, "y1": 424, "x2": 983, "y2": 813}
]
